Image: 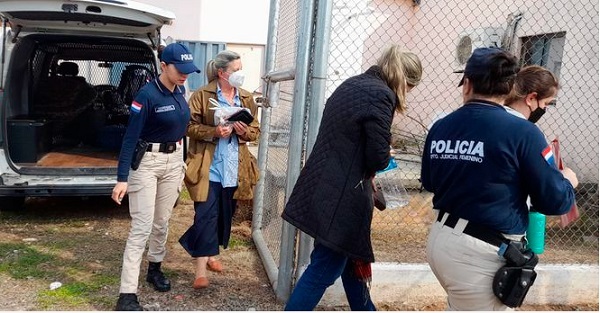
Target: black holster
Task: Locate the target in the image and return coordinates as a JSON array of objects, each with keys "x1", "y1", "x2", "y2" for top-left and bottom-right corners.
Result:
[
  {"x1": 131, "y1": 139, "x2": 149, "y2": 170},
  {"x1": 492, "y1": 242, "x2": 539, "y2": 308}
]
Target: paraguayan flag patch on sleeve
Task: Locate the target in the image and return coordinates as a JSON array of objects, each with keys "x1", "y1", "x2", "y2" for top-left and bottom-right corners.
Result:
[
  {"x1": 542, "y1": 145, "x2": 555, "y2": 166},
  {"x1": 131, "y1": 101, "x2": 143, "y2": 113}
]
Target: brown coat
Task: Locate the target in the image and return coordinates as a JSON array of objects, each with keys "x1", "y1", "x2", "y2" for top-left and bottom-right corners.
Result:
[{"x1": 184, "y1": 80, "x2": 260, "y2": 202}]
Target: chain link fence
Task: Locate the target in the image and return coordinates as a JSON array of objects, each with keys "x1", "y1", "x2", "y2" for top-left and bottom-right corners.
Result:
[{"x1": 252, "y1": 0, "x2": 598, "y2": 300}]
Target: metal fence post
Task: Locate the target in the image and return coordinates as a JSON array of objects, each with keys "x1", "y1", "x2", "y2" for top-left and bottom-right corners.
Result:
[
  {"x1": 252, "y1": 68, "x2": 295, "y2": 292},
  {"x1": 252, "y1": 0, "x2": 280, "y2": 239},
  {"x1": 252, "y1": 0, "x2": 282, "y2": 294},
  {"x1": 276, "y1": 0, "x2": 316, "y2": 303}
]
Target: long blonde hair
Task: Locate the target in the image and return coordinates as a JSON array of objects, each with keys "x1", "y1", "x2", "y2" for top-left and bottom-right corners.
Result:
[{"x1": 376, "y1": 45, "x2": 422, "y2": 114}]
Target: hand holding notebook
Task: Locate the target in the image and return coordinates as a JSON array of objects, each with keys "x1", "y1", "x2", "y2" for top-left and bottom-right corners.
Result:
[{"x1": 227, "y1": 109, "x2": 254, "y2": 124}]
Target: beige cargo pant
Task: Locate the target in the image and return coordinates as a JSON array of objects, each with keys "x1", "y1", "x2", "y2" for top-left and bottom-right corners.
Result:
[
  {"x1": 119, "y1": 144, "x2": 185, "y2": 294},
  {"x1": 426, "y1": 209, "x2": 522, "y2": 311}
]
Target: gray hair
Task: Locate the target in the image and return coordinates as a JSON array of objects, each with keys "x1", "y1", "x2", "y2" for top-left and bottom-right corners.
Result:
[{"x1": 206, "y1": 50, "x2": 241, "y2": 82}]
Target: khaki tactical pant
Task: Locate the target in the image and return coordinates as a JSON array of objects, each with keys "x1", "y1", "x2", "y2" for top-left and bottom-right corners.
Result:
[
  {"x1": 119, "y1": 144, "x2": 185, "y2": 294},
  {"x1": 426, "y1": 209, "x2": 521, "y2": 311}
]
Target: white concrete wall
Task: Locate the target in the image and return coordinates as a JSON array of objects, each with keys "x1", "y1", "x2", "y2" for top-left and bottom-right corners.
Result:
[
  {"x1": 132, "y1": 0, "x2": 201, "y2": 41},
  {"x1": 132, "y1": 0, "x2": 269, "y2": 101},
  {"x1": 321, "y1": 263, "x2": 599, "y2": 307},
  {"x1": 197, "y1": 0, "x2": 270, "y2": 45},
  {"x1": 133, "y1": 0, "x2": 270, "y2": 45}
]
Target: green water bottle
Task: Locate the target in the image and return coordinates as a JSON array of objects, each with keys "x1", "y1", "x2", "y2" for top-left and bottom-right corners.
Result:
[{"x1": 526, "y1": 210, "x2": 546, "y2": 254}]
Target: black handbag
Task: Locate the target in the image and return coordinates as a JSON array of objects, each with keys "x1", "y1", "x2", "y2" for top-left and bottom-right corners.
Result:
[
  {"x1": 227, "y1": 109, "x2": 254, "y2": 124},
  {"x1": 131, "y1": 139, "x2": 149, "y2": 170}
]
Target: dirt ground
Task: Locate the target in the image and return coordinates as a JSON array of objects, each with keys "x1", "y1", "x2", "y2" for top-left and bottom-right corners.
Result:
[{"x1": 0, "y1": 195, "x2": 597, "y2": 311}]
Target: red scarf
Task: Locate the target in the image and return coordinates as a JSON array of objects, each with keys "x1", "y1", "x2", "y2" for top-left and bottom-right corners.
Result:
[{"x1": 351, "y1": 259, "x2": 372, "y2": 287}]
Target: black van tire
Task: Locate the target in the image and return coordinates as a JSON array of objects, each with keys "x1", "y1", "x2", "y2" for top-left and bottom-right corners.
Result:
[{"x1": 0, "y1": 196, "x2": 26, "y2": 211}]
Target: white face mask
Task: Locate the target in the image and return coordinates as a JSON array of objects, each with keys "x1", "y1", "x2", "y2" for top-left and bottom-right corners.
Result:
[{"x1": 227, "y1": 70, "x2": 245, "y2": 88}]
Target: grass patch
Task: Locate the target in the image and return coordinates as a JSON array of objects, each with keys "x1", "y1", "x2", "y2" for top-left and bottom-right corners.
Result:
[
  {"x1": 63, "y1": 220, "x2": 88, "y2": 228},
  {"x1": 38, "y1": 281, "x2": 90, "y2": 309},
  {"x1": 0, "y1": 243, "x2": 55, "y2": 279},
  {"x1": 179, "y1": 186, "x2": 191, "y2": 201},
  {"x1": 46, "y1": 238, "x2": 80, "y2": 250},
  {"x1": 228, "y1": 236, "x2": 252, "y2": 248},
  {"x1": 37, "y1": 274, "x2": 118, "y2": 310}
]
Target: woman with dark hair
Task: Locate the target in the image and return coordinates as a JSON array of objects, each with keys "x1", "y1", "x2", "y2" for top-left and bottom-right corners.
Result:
[
  {"x1": 282, "y1": 44, "x2": 423, "y2": 311},
  {"x1": 112, "y1": 43, "x2": 200, "y2": 311},
  {"x1": 420, "y1": 49, "x2": 578, "y2": 310},
  {"x1": 504, "y1": 65, "x2": 559, "y2": 123}
]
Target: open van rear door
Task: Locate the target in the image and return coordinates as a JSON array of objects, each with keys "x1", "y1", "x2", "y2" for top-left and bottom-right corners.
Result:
[{"x1": 0, "y1": 0, "x2": 174, "y2": 41}]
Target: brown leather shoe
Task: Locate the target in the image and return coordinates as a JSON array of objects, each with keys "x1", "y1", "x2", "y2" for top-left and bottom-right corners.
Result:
[
  {"x1": 207, "y1": 259, "x2": 223, "y2": 273},
  {"x1": 192, "y1": 277, "x2": 209, "y2": 289}
]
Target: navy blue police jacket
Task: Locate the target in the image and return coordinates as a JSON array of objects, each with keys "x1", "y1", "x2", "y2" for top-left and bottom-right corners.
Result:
[
  {"x1": 116, "y1": 79, "x2": 191, "y2": 182},
  {"x1": 281, "y1": 66, "x2": 395, "y2": 263},
  {"x1": 420, "y1": 100, "x2": 575, "y2": 234}
]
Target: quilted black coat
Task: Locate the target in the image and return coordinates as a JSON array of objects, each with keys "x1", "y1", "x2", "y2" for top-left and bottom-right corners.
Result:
[{"x1": 281, "y1": 66, "x2": 397, "y2": 262}]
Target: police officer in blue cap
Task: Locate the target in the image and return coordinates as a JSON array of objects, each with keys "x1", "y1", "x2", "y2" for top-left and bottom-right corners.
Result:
[
  {"x1": 421, "y1": 47, "x2": 578, "y2": 310},
  {"x1": 113, "y1": 43, "x2": 200, "y2": 311}
]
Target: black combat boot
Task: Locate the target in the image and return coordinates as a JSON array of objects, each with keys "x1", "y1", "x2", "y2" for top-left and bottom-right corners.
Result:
[
  {"x1": 115, "y1": 293, "x2": 143, "y2": 311},
  {"x1": 146, "y1": 261, "x2": 171, "y2": 292}
]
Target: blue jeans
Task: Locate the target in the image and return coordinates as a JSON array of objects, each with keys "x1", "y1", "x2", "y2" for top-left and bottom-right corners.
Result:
[{"x1": 284, "y1": 243, "x2": 376, "y2": 311}]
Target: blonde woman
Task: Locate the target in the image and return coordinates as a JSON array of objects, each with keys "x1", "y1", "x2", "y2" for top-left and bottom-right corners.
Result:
[
  {"x1": 281, "y1": 45, "x2": 422, "y2": 310},
  {"x1": 179, "y1": 50, "x2": 260, "y2": 289}
]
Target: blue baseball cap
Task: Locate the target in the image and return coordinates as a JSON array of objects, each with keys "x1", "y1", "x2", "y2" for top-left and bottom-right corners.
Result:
[
  {"x1": 456, "y1": 47, "x2": 504, "y2": 87},
  {"x1": 160, "y1": 43, "x2": 201, "y2": 74}
]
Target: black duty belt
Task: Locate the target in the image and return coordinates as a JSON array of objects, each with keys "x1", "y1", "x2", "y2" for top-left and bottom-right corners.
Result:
[
  {"x1": 437, "y1": 210, "x2": 512, "y2": 248},
  {"x1": 147, "y1": 142, "x2": 178, "y2": 154}
]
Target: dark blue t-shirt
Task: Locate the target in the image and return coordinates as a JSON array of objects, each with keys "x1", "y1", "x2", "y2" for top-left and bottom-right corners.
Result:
[
  {"x1": 116, "y1": 79, "x2": 191, "y2": 182},
  {"x1": 420, "y1": 100, "x2": 575, "y2": 234}
]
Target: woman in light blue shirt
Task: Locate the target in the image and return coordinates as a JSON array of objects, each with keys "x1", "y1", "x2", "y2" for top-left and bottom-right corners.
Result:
[{"x1": 179, "y1": 50, "x2": 260, "y2": 290}]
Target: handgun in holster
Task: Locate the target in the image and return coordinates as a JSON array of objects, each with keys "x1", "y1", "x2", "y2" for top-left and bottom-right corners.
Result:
[
  {"x1": 131, "y1": 139, "x2": 149, "y2": 170},
  {"x1": 492, "y1": 241, "x2": 539, "y2": 308}
]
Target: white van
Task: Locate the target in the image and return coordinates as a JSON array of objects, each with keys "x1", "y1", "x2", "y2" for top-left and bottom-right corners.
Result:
[{"x1": 0, "y1": 0, "x2": 175, "y2": 209}]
